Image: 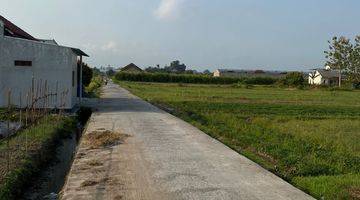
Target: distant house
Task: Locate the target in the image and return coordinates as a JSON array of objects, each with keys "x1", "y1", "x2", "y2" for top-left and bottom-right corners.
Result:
[
  {"x1": 308, "y1": 67, "x2": 340, "y2": 86},
  {"x1": 120, "y1": 63, "x2": 143, "y2": 73},
  {"x1": 0, "y1": 15, "x2": 88, "y2": 109},
  {"x1": 214, "y1": 69, "x2": 287, "y2": 78}
]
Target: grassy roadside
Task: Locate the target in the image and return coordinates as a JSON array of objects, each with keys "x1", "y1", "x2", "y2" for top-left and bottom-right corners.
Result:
[
  {"x1": 0, "y1": 115, "x2": 77, "y2": 200},
  {"x1": 0, "y1": 109, "x2": 4, "y2": 119},
  {"x1": 0, "y1": 109, "x2": 16, "y2": 121},
  {"x1": 116, "y1": 81, "x2": 360, "y2": 200}
]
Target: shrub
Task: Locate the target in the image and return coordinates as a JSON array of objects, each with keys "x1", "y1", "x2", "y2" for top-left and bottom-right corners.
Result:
[
  {"x1": 85, "y1": 76, "x2": 103, "y2": 97},
  {"x1": 278, "y1": 72, "x2": 305, "y2": 86}
]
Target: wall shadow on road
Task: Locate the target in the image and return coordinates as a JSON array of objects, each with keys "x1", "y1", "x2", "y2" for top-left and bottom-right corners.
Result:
[{"x1": 82, "y1": 97, "x2": 166, "y2": 114}]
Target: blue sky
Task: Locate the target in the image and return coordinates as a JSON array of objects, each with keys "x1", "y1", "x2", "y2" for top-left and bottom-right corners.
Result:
[{"x1": 2, "y1": 0, "x2": 360, "y2": 71}]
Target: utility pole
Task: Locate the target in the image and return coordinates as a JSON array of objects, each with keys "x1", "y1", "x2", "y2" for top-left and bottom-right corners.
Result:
[{"x1": 339, "y1": 69, "x2": 341, "y2": 87}]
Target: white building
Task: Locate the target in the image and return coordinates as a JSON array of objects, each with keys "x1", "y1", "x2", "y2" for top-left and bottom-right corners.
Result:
[
  {"x1": 0, "y1": 15, "x2": 88, "y2": 109},
  {"x1": 308, "y1": 67, "x2": 340, "y2": 86}
]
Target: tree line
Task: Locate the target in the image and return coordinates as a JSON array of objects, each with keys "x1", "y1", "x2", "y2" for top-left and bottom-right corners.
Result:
[{"x1": 114, "y1": 72, "x2": 277, "y2": 85}]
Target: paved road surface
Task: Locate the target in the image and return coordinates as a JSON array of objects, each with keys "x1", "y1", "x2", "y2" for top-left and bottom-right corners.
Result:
[{"x1": 61, "y1": 81, "x2": 314, "y2": 200}]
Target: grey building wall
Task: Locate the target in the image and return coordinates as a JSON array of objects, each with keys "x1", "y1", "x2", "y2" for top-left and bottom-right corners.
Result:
[{"x1": 0, "y1": 28, "x2": 78, "y2": 109}]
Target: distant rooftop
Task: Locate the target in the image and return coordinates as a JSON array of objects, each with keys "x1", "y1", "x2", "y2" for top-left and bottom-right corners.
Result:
[{"x1": 316, "y1": 69, "x2": 339, "y2": 78}]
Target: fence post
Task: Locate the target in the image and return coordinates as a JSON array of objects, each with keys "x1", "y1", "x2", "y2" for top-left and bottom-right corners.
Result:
[
  {"x1": 19, "y1": 92, "x2": 22, "y2": 126},
  {"x1": 25, "y1": 92, "x2": 29, "y2": 153},
  {"x1": 7, "y1": 89, "x2": 11, "y2": 172}
]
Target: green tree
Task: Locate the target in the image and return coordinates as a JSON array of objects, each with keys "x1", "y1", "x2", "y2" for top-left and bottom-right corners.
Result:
[
  {"x1": 77, "y1": 61, "x2": 93, "y2": 87},
  {"x1": 92, "y1": 67, "x2": 104, "y2": 77},
  {"x1": 324, "y1": 36, "x2": 353, "y2": 87},
  {"x1": 348, "y1": 36, "x2": 360, "y2": 84},
  {"x1": 106, "y1": 69, "x2": 116, "y2": 77}
]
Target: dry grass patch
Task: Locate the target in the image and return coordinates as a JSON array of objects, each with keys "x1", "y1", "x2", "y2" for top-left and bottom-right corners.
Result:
[
  {"x1": 349, "y1": 188, "x2": 360, "y2": 200},
  {"x1": 81, "y1": 178, "x2": 109, "y2": 187},
  {"x1": 114, "y1": 195, "x2": 124, "y2": 200},
  {"x1": 84, "y1": 130, "x2": 129, "y2": 149},
  {"x1": 80, "y1": 180, "x2": 98, "y2": 187},
  {"x1": 87, "y1": 159, "x2": 103, "y2": 167}
]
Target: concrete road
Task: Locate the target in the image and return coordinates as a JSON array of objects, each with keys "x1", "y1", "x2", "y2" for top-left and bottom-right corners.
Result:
[{"x1": 61, "y1": 81, "x2": 314, "y2": 200}]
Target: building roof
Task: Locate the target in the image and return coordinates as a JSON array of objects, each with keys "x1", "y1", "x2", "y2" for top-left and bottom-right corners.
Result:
[
  {"x1": 121, "y1": 63, "x2": 142, "y2": 71},
  {"x1": 316, "y1": 69, "x2": 339, "y2": 78},
  {"x1": 0, "y1": 15, "x2": 38, "y2": 41},
  {"x1": 71, "y1": 48, "x2": 89, "y2": 57},
  {"x1": 38, "y1": 39, "x2": 58, "y2": 45},
  {"x1": 1, "y1": 15, "x2": 89, "y2": 57}
]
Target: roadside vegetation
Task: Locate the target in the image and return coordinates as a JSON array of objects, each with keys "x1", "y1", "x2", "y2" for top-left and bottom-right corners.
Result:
[
  {"x1": 85, "y1": 75, "x2": 104, "y2": 98},
  {"x1": 0, "y1": 109, "x2": 6, "y2": 121},
  {"x1": 0, "y1": 116, "x2": 75, "y2": 199},
  {"x1": 0, "y1": 108, "x2": 91, "y2": 200},
  {"x1": 117, "y1": 81, "x2": 360, "y2": 200}
]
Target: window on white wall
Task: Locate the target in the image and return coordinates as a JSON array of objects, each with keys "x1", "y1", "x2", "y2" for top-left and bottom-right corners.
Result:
[{"x1": 14, "y1": 60, "x2": 32, "y2": 66}]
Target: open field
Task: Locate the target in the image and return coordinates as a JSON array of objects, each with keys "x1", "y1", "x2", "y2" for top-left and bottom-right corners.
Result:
[{"x1": 116, "y1": 81, "x2": 360, "y2": 200}]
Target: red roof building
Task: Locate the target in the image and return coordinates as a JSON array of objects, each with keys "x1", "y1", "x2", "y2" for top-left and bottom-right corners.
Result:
[{"x1": 0, "y1": 15, "x2": 38, "y2": 41}]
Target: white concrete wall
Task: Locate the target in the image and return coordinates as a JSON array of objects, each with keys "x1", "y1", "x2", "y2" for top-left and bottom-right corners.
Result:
[
  {"x1": 0, "y1": 35, "x2": 78, "y2": 109},
  {"x1": 213, "y1": 70, "x2": 220, "y2": 77},
  {"x1": 308, "y1": 71, "x2": 326, "y2": 85}
]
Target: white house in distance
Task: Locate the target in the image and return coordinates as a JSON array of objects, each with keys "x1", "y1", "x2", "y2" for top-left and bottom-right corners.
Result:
[
  {"x1": 308, "y1": 66, "x2": 340, "y2": 86},
  {"x1": 0, "y1": 15, "x2": 88, "y2": 109}
]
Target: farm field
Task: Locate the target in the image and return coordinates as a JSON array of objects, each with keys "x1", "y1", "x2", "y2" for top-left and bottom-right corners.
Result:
[{"x1": 116, "y1": 81, "x2": 360, "y2": 200}]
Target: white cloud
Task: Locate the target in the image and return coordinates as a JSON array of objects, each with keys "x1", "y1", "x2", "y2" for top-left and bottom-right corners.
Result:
[
  {"x1": 154, "y1": 0, "x2": 186, "y2": 20},
  {"x1": 101, "y1": 41, "x2": 118, "y2": 52}
]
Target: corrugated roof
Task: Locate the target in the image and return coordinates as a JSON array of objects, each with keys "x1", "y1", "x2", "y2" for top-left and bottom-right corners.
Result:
[
  {"x1": 1, "y1": 15, "x2": 89, "y2": 58},
  {"x1": 0, "y1": 15, "x2": 38, "y2": 41},
  {"x1": 38, "y1": 39, "x2": 58, "y2": 45},
  {"x1": 317, "y1": 69, "x2": 339, "y2": 78},
  {"x1": 71, "y1": 48, "x2": 89, "y2": 57}
]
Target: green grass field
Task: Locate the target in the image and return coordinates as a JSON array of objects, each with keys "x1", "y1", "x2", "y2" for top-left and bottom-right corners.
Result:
[{"x1": 116, "y1": 81, "x2": 360, "y2": 200}]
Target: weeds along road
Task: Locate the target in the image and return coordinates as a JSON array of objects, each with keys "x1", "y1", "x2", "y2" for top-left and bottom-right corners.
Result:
[{"x1": 61, "y1": 81, "x2": 314, "y2": 200}]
